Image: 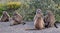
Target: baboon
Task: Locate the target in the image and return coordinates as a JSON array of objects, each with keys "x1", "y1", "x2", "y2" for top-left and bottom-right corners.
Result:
[
  {"x1": 44, "y1": 10, "x2": 58, "y2": 28},
  {"x1": 25, "y1": 9, "x2": 45, "y2": 30},
  {"x1": 0, "y1": 11, "x2": 10, "y2": 22},
  {"x1": 10, "y1": 11, "x2": 25, "y2": 26},
  {"x1": 34, "y1": 9, "x2": 45, "y2": 30}
]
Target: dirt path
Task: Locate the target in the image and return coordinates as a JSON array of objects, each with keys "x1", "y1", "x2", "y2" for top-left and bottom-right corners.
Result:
[{"x1": 0, "y1": 22, "x2": 60, "y2": 33}]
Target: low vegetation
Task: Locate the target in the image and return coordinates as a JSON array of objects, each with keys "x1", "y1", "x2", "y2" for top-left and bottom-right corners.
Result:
[{"x1": 0, "y1": 0, "x2": 60, "y2": 22}]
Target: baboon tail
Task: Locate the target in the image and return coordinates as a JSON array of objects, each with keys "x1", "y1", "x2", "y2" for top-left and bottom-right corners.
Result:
[
  {"x1": 54, "y1": 23, "x2": 58, "y2": 28},
  {"x1": 25, "y1": 28, "x2": 38, "y2": 31}
]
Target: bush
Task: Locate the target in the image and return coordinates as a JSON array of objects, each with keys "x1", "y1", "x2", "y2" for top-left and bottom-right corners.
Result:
[
  {"x1": 0, "y1": 2, "x2": 22, "y2": 16},
  {"x1": 0, "y1": 4, "x2": 7, "y2": 16},
  {"x1": 0, "y1": 0, "x2": 60, "y2": 22},
  {"x1": 6, "y1": 2, "x2": 21, "y2": 10}
]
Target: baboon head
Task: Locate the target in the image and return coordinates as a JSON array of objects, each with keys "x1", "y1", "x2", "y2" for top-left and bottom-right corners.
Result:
[
  {"x1": 46, "y1": 10, "x2": 53, "y2": 16},
  {"x1": 36, "y1": 9, "x2": 43, "y2": 17},
  {"x1": 13, "y1": 11, "x2": 22, "y2": 17},
  {"x1": 36, "y1": 9, "x2": 42, "y2": 14},
  {"x1": 13, "y1": 11, "x2": 18, "y2": 16},
  {"x1": 3, "y1": 11, "x2": 9, "y2": 16},
  {"x1": 0, "y1": 11, "x2": 10, "y2": 22},
  {"x1": 12, "y1": 11, "x2": 23, "y2": 21}
]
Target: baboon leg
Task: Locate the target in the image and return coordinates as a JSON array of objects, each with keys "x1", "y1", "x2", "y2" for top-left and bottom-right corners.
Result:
[
  {"x1": 48, "y1": 23, "x2": 53, "y2": 27},
  {"x1": 54, "y1": 23, "x2": 58, "y2": 28},
  {"x1": 10, "y1": 22, "x2": 19, "y2": 26},
  {"x1": 10, "y1": 21, "x2": 26, "y2": 26},
  {"x1": 48, "y1": 22, "x2": 55, "y2": 28},
  {"x1": 14, "y1": 22, "x2": 20, "y2": 25},
  {"x1": 4, "y1": 19, "x2": 9, "y2": 22},
  {"x1": 48, "y1": 22, "x2": 58, "y2": 28},
  {"x1": 45, "y1": 22, "x2": 50, "y2": 28},
  {"x1": 18, "y1": 21, "x2": 26, "y2": 25}
]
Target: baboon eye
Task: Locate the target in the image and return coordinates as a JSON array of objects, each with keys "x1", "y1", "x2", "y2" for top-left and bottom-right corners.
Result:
[{"x1": 36, "y1": 12, "x2": 41, "y2": 14}]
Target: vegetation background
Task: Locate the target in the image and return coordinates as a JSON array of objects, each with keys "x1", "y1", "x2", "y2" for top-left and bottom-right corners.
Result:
[{"x1": 0, "y1": 0, "x2": 60, "y2": 22}]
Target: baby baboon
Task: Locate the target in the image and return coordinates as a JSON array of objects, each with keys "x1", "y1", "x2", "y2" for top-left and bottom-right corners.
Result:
[
  {"x1": 0, "y1": 11, "x2": 10, "y2": 22},
  {"x1": 10, "y1": 11, "x2": 25, "y2": 26},
  {"x1": 34, "y1": 9, "x2": 45, "y2": 30},
  {"x1": 44, "y1": 10, "x2": 58, "y2": 28}
]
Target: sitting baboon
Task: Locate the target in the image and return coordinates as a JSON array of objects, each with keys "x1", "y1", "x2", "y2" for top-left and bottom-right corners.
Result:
[
  {"x1": 44, "y1": 10, "x2": 58, "y2": 28},
  {"x1": 34, "y1": 9, "x2": 45, "y2": 30},
  {"x1": 0, "y1": 11, "x2": 10, "y2": 22},
  {"x1": 10, "y1": 11, "x2": 25, "y2": 26}
]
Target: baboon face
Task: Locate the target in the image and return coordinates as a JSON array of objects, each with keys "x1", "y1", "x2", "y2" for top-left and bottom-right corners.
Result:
[
  {"x1": 36, "y1": 9, "x2": 43, "y2": 17},
  {"x1": 36, "y1": 9, "x2": 42, "y2": 14}
]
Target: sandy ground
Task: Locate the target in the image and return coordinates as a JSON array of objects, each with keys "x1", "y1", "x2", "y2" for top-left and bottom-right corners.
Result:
[{"x1": 0, "y1": 22, "x2": 60, "y2": 33}]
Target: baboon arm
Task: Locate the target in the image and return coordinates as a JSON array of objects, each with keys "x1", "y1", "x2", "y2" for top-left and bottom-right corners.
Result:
[{"x1": 33, "y1": 15, "x2": 36, "y2": 21}]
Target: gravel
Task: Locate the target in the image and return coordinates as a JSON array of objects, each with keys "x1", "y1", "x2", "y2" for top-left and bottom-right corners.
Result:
[{"x1": 0, "y1": 22, "x2": 60, "y2": 33}]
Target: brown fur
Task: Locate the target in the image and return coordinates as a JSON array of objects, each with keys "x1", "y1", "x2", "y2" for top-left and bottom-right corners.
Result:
[
  {"x1": 34, "y1": 9, "x2": 45, "y2": 30},
  {"x1": 0, "y1": 11, "x2": 10, "y2": 22},
  {"x1": 10, "y1": 11, "x2": 25, "y2": 26},
  {"x1": 44, "y1": 10, "x2": 58, "y2": 28},
  {"x1": 25, "y1": 9, "x2": 45, "y2": 30}
]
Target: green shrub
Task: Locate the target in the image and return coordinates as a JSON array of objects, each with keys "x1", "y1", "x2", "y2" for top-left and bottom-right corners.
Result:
[
  {"x1": 6, "y1": 2, "x2": 21, "y2": 10},
  {"x1": 0, "y1": 0, "x2": 60, "y2": 22}
]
